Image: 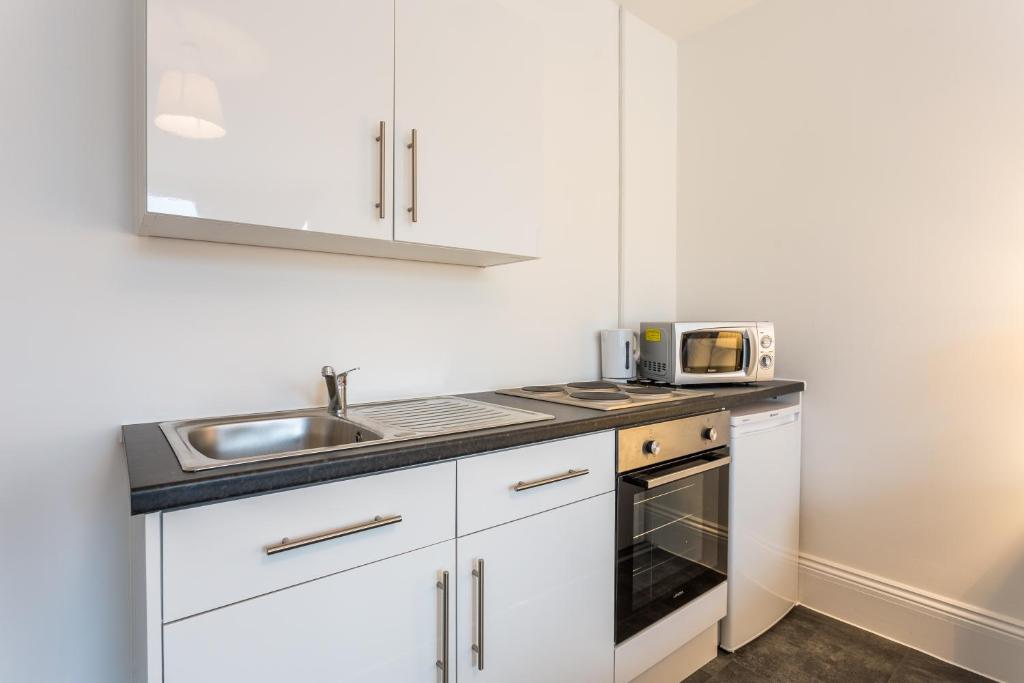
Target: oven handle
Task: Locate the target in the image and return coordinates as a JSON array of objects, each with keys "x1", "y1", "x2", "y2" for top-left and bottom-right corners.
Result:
[{"x1": 625, "y1": 454, "x2": 730, "y2": 489}]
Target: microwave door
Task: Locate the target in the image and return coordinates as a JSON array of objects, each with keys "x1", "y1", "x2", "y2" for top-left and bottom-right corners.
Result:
[{"x1": 678, "y1": 328, "x2": 752, "y2": 380}]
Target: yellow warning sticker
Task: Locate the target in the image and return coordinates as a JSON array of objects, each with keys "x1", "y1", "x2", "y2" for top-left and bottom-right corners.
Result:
[{"x1": 644, "y1": 328, "x2": 662, "y2": 342}]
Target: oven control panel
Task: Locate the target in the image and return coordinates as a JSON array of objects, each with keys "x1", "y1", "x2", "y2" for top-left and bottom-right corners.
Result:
[{"x1": 617, "y1": 410, "x2": 731, "y2": 473}]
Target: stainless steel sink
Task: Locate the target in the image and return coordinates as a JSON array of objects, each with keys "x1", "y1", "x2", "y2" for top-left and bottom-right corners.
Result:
[
  {"x1": 186, "y1": 414, "x2": 382, "y2": 460},
  {"x1": 161, "y1": 397, "x2": 553, "y2": 472}
]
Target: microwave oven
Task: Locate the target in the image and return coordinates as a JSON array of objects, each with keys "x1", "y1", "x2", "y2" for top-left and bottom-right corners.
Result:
[{"x1": 638, "y1": 322, "x2": 775, "y2": 385}]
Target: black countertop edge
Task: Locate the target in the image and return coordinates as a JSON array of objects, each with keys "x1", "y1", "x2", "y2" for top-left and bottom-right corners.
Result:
[{"x1": 125, "y1": 379, "x2": 804, "y2": 515}]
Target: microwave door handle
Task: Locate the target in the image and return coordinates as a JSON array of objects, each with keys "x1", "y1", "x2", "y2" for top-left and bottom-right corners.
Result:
[{"x1": 626, "y1": 455, "x2": 731, "y2": 489}]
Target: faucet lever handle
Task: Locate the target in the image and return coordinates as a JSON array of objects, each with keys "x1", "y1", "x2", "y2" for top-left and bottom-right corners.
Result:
[{"x1": 337, "y1": 366, "x2": 360, "y2": 377}]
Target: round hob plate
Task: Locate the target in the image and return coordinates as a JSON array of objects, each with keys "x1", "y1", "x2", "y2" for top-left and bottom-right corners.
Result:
[
  {"x1": 623, "y1": 385, "x2": 674, "y2": 396},
  {"x1": 566, "y1": 381, "x2": 619, "y2": 391},
  {"x1": 569, "y1": 391, "x2": 631, "y2": 403},
  {"x1": 521, "y1": 385, "x2": 565, "y2": 394}
]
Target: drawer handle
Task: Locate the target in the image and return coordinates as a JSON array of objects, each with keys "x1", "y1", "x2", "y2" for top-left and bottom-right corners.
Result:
[
  {"x1": 436, "y1": 570, "x2": 450, "y2": 682},
  {"x1": 513, "y1": 468, "x2": 590, "y2": 492},
  {"x1": 375, "y1": 120, "x2": 386, "y2": 220},
  {"x1": 264, "y1": 514, "x2": 403, "y2": 556},
  {"x1": 472, "y1": 559, "x2": 485, "y2": 670}
]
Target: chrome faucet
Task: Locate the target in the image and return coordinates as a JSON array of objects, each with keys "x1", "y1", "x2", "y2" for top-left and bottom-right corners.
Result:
[{"x1": 321, "y1": 365, "x2": 359, "y2": 417}]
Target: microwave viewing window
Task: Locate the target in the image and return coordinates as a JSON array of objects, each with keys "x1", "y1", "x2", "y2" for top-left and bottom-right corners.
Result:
[{"x1": 682, "y1": 331, "x2": 746, "y2": 374}]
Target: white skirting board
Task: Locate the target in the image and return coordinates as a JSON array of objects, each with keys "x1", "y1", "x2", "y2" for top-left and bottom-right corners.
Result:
[{"x1": 798, "y1": 553, "x2": 1024, "y2": 683}]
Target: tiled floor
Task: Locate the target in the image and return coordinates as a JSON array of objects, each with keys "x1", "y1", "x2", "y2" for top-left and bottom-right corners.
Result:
[{"x1": 682, "y1": 607, "x2": 990, "y2": 682}]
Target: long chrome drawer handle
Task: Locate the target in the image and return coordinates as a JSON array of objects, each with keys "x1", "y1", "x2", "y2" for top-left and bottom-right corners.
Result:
[
  {"x1": 472, "y1": 559, "x2": 485, "y2": 670},
  {"x1": 513, "y1": 468, "x2": 590, "y2": 492},
  {"x1": 375, "y1": 120, "x2": 386, "y2": 220},
  {"x1": 436, "y1": 570, "x2": 450, "y2": 682},
  {"x1": 264, "y1": 514, "x2": 403, "y2": 556},
  {"x1": 406, "y1": 129, "x2": 418, "y2": 222}
]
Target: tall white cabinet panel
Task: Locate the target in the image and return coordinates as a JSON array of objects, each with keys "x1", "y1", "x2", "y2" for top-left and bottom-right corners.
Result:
[
  {"x1": 394, "y1": 0, "x2": 543, "y2": 257},
  {"x1": 456, "y1": 493, "x2": 614, "y2": 683},
  {"x1": 164, "y1": 540, "x2": 455, "y2": 683},
  {"x1": 146, "y1": 0, "x2": 394, "y2": 240}
]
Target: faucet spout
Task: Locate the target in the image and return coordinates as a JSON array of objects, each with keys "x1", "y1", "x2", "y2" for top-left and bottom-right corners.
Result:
[{"x1": 322, "y1": 365, "x2": 359, "y2": 417}]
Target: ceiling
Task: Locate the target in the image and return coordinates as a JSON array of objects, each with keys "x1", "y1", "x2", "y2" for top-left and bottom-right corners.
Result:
[{"x1": 616, "y1": 0, "x2": 763, "y2": 39}]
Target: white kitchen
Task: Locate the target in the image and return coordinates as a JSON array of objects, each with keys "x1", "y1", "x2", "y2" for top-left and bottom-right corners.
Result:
[{"x1": 1, "y1": 1, "x2": 1021, "y2": 682}]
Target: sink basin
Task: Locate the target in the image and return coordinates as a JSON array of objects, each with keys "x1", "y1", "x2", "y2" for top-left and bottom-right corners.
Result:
[
  {"x1": 187, "y1": 415, "x2": 382, "y2": 461},
  {"x1": 161, "y1": 409, "x2": 387, "y2": 471},
  {"x1": 161, "y1": 397, "x2": 555, "y2": 472}
]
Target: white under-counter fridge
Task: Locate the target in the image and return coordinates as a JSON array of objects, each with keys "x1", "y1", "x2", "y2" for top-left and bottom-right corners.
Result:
[{"x1": 720, "y1": 397, "x2": 802, "y2": 652}]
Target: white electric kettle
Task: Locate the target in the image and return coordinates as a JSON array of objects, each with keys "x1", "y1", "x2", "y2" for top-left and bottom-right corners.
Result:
[{"x1": 600, "y1": 329, "x2": 639, "y2": 382}]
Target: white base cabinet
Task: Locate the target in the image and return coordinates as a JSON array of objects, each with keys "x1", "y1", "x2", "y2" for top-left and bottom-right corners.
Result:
[
  {"x1": 131, "y1": 432, "x2": 616, "y2": 683},
  {"x1": 456, "y1": 493, "x2": 615, "y2": 683},
  {"x1": 164, "y1": 540, "x2": 456, "y2": 683}
]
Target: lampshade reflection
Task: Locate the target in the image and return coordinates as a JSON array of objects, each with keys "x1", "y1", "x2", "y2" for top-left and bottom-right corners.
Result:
[{"x1": 155, "y1": 69, "x2": 226, "y2": 139}]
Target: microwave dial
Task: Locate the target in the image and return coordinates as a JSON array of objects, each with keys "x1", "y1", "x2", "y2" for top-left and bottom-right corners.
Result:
[
  {"x1": 759, "y1": 354, "x2": 774, "y2": 369},
  {"x1": 760, "y1": 334, "x2": 774, "y2": 349}
]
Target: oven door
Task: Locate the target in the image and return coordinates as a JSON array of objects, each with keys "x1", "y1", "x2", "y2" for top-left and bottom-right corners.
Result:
[
  {"x1": 675, "y1": 326, "x2": 755, "y2": 383},
  {"x1": 615, "y1": 448, "x2": 730, "y2": 643}
]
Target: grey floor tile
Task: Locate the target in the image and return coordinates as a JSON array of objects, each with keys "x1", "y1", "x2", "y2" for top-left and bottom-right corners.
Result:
[
  {"x1": 701, "y1": 650, "x2": 737, "y2": 676},
  {"x1": 889, "y1": 650, "x2": 991, "y2": 683},
  {"x1": 729, "y1": 607, "x2": 905, "y2": 683},
  {"x1": 677, "y1": 606, "x2": 985, "y2": 683},
  {"x1": 705, "y1": 660, "x2": 770, "y2": 682},
  {"x1": 680, "y1": 669, "x2": 713, "y2": 683}
]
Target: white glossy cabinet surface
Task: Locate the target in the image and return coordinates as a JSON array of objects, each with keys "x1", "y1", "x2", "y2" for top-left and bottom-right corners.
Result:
[
  {"x1": 146, "y1": 0, "x2": 394, "y2": 240},
  {"x1": 164, "y1": 540, "x2": 455, "y2": 683},
  {"x1": 142, "y1": 0, "x2": 544, "y2": 265},
  {"x1": 456, "y1": 431, "x2": 615, "y2": 536},
  {"x1": 456, "y1": 492, "x2": 615, "y2": 683},
  {"x1": 162, "y1": 461, "x2": 454, "y2": 621},
  {"x1": 394, "y1": 0, "x2": 543, "y2": 256}
]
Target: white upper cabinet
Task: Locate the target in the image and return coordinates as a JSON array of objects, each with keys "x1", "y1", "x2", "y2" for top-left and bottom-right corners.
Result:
[
  {"x1": 140, "y1": 0, "x2": 542, "y2": 266},
  {"x1": 145, "y1": 0, "x2": 394, "y2": 241},
  {"x1": 394, "y1": 0, "x2": 543, "y2": 257}
]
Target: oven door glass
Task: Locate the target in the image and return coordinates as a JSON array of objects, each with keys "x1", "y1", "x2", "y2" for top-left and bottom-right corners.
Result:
[
  {"x1": 615, "y1": 450, "x2": 729, "y2": 643},
  {"x1": 680, "y1": 330, "x2": 749, "y2": 374}
]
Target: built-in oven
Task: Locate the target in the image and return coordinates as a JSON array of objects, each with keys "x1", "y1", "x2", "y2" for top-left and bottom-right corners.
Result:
[{"x1": 615, "y1": 411, "x2": 731, "y2": 644}]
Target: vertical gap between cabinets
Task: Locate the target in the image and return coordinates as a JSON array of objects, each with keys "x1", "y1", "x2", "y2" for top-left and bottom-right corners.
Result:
[{"x1": 616, "y1": 8, "x2": 625, "y2": 330}]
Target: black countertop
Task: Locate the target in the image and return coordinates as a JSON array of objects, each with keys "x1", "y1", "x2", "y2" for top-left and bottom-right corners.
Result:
[{"x1": 124, "y1": 379, "x2": 804, "y2": 514}]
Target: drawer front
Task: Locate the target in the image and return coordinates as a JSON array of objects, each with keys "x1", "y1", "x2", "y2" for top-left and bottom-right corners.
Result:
[
  {"x1": 457, "y1": 431, "x2": 615, "y2": 536},
  {"x1": 163, "y1": 461, "x2": 455, "y2": 622}
]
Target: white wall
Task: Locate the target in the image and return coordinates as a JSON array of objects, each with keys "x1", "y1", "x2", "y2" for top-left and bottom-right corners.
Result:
[
  {"x1": 620, "y1": 9, "x2": 677, "y2": 329},
  {"x1": 0, "y1": 1, "x2": 619, "y2": 680},
  {"x1": 676, "y1": 0, "x2": 1024, "y2": 678}
]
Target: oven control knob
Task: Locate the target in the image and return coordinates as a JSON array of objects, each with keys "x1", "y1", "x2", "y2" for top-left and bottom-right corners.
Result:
[
  {"x1": 702, "y1": 427, "x2": 718, "y2": 442},
  {"x1": 759, "y1": 354, "x2": 774, "y2": 369},
  {"x1": 643, "y1": 440, "x2": 662, "y2": 456}
]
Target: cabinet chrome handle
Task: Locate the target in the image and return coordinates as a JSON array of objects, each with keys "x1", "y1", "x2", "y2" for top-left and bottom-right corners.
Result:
[
  {"x1": 472, "y1": 558, "x2": 485, "y2": 670},
  {"x1": 375, "y1": 120, "x2": 386, "y2": 219},
  {"x1": 436, "y1": 570, "x2": 449, "y2": 683},
  {"x1": 513, "y1": 468, "x2": 590, "y2": 492},
  {"x1": 406, "y1": 129, "x2": 418, "y2": 222},
  {"x1": 264, "y1": 514, "x2": 402, "y2": 555}
]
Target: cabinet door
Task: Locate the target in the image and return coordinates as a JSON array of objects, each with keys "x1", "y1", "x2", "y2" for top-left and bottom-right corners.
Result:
[
  {"x1": 164, "y1": 540, "x2": 455, "y2": 683},
  {"x1": 146, "y1": 0, "x2": 394, "y2": 240},
  {"x1": 395, "y1": 0, "x2": 542, "y2": 257},
  {"x1": 456, "y1": 493, "x2": 614, "y2": 683}
]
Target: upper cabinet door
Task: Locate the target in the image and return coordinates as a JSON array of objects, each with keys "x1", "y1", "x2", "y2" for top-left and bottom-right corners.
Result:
[
  {"x1": 146, "y1": 0, "x2": 394, "y2": 240},
  {"x1": 394, "y1": 0, "x2": 543, "y2": 258}
]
